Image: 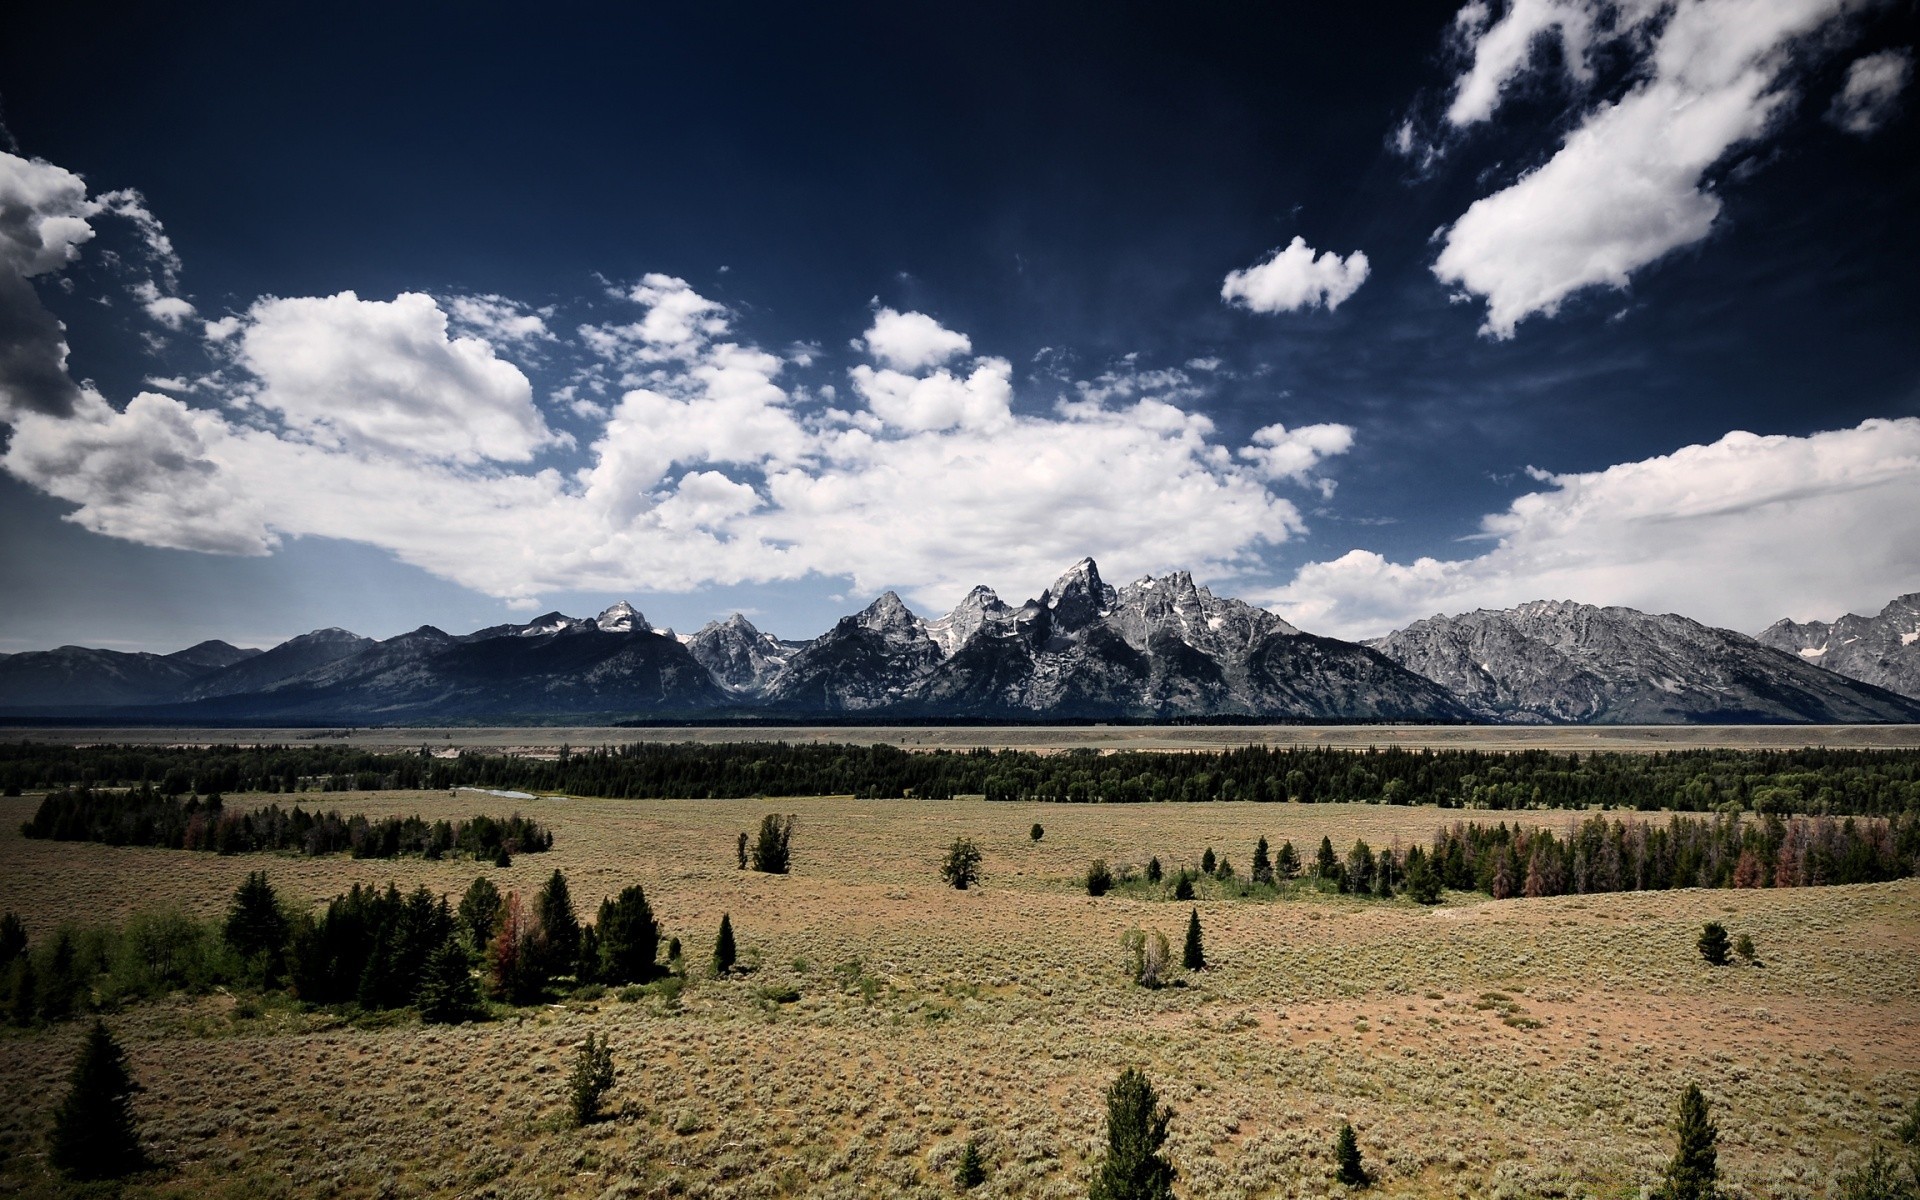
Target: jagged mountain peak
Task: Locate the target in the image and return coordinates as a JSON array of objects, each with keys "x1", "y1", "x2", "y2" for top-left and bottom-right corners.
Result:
[
  {"x1": 1043, "y1": 557, "x2": 1114, "y2": 628},
  {"x1": 926, "y1": 585, "x2": 1013, "y2": 658},
  {"x1": 857, "y1": 591, "x2": 923, "y2": 633},
  {"x1": 1755, "y1": 589, "x2": 1920, "y2": 702},
  {"x1": 595, "y1": 601, "x2": 647, "y2": 633}
]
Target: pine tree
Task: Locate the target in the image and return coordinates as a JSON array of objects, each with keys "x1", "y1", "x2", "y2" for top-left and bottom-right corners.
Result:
[
  {"x1": 1252, "y1": 837, "x2": 1273, "y2": 885},
  {"x1": 458, "y1": 876, "x2": 502, "y2": 952},
  {"x1": 1651, "y1": 1084, "x2": 1718, "y2": 1200},
  {"x1": 535, "y1": 869, "x2": 581, "y2": 979},
  {"x1": 1276, "y1": 840, "x2": 1300, "y2": 880},
  {"x1": 1087, "y1": 860, "x2": 1114, "y2": 896},
  {"x1": 576, "y1": 924, "x2": 600, "y2": 984},
  {"x1": 1334, "y1": 1121, "x2": 1370, "y2": 1187},
  {"x1": 1030, "y1": 823, "x2": 1044, "y2": 842},
  {"x1": 1201, "y1": 848, "x2": 1217, "y2": 876},
  {"x1": 751, "y1": 814, "x2": 795, "y2": 873},
  {"x1": 1088, "y1": 1066, "x2": 1175, "y2": 1200},
  {"x1": 223, "y1": 870, "x2": 289, "y2": 983},
  {"x1": 597, "y1": 885, "x2": 661, "y2": 984},
  {"x1": 0, "y1": 911, "x2": 24, "y2": 970},
  {"x1": 942, "y1": 838, "x2": 984, "y2": 889},
  {"x1": 1183, "y1": 908, "x2": 1206, "y2": 971},
  {"x1": 1316, "y1": 836, "x2": 1340, "y2": 884},
  {"x1": 1173, "y1": 872, "x2": 1194, "y2": 902},
  {"x1": 1146, "y1": 857, "x2": 1162, "y2": 883},
  {"x1": 713, "y1": 913, "x2": 737, "y2": 976},
  {"x1": 48, "y1": 1020, "x2": 144, "y2": 1179},
  {"x1": 736, "y1": 830, "x2": 749, "y2": 870},
  {"x1": 40, "y1": 930, "x2": 78, "y2": 1021},
  {"x1": 956, "y1": 1137, "x2": 987, "y2": 1188},
  {"x1": 417, "y1": 936, "x2": 482, "y2": 1024},
  {"x1": 1698, "y1": 922, "x2": 1730, "y2": 966},
  {"x1": 9, "y1": 956, "x2": 37, "y2": 1027},
  {"x1": 567, "y1": 1032, "x2": 616, "y2": 1126}
]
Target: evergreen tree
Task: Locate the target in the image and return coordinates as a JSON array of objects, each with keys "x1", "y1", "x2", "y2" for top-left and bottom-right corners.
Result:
[
  {"x1": 713, "y1": 912, "x2": 737, "y2": 976},
  {"x1": 48, "y1": 1020, "x2": 144, "y2": 1179},
  {"x1": 1030, "y1": 823, "x2": 1044, "y2": 842},
  {"x1": 1146, "y1": 857, "x2": 1162, "y2": 883},
  {"x1": 1173, "y1": 872, "x2": 1195, "y2": 902},
  {"x1": 1201, "y1": 848, "x2": 1217, "y2": 876},
  {"x1": 751, "y1": 813, "x2": 795, "y2": 873},
  {"x1": 1089, "y1": 1066, "x2": 1175, "y2": 1200},
  {"x1": 1698, "y1": 922, "x2": 1730, "y2": 966},
  {"x1": 1734, "y1": 933, "x2": 1756, "y2": 964},
  {"x1": 1334, "y1": 1122, "x2": 1370, "y2": 1187},
  {"x1": 40, "y1": 931, "x2": 79, "y2": 1021},
  {"x1": 956, "y1": 1136, "x2": 987, "y2": 1188},
  {"x1": 1086, "y1": 860, "x2": 1115, "y2": 896},
  {"x1": 417, "y1": 936, "x2": 482, "y2": 1024},
  {"x1": 1252, "y1": 837, "x2": 1273, "y2": 885},
  {"x1": 576, "y1": 924, "x2": 600, "y2": 984},
  {"x1": 567, "y1": 1032, "x2": 616, "y2": 1126},
  {"x1": 1345, "y1": 841, "x2": 1376, "y2": 896},
  {"x1": 0, "y1": 911, "x2": 24, "y2": 970},
  {"x1": 458, "y1": 876, "x2": 502, "y2": 952},
  {"x1": 535, "y1": 869, "x2": 581, "y2": 979},
  {"x1": 736, "y1": 830, "x2": 749, "y2": 870},
  {"x1": 597, "y1": 885, "x2": 661, "y2": 984},
  {"x1": 1276, "y1": 840, "x2": 1300, "y2": 880},
  {"x1": 1651, "y1": 1084, "x2": 1719, "y2": 1200},
  {"x1": 942, "y1": 838, "x2": 983, "y2": 889},
  {"x1": 9, "y1": 957, "x2": 37, "y2": 1027},
  {"x1": 1183, "y1": 908, "x2": 1206, "y2": 971},
  {"x1": 223, "y1": 870, "x2": 289, "y2": 983},
  {"x1": 1316, "y1": 836, "x2": 1341, "y2": 884},
  {"x1": 1406, "y1": 848, "x2": 1443, "y2": 905}
]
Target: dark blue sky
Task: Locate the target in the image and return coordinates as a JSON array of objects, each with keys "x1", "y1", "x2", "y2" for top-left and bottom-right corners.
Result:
[{"x1": 2, "y1": 0, "x2": 1916, "y2": 649}]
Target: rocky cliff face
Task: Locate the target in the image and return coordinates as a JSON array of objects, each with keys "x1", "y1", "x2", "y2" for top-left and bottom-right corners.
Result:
[
  {"x1": 1756, "y1": 592, "x2": 1920, "y2": 702},
  {"x1": 1371, "y1": 599, "x2": 1920, "y2": 724},
  {"x1": 686, "y1": 614, "x2": 804, "y2": 695}
]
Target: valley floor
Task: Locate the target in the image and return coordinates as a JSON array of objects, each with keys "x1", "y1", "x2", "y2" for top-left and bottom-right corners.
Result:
[{"x1": 1, "y1": 794, "x2": 1915, "y2": 1199}]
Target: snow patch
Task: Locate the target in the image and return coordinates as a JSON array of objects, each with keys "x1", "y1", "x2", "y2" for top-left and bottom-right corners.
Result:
[
  {"x1": 1798, "y1": 646, "x2": 1829, "y2": 659},
  {"x1": 1904, "y1": 631, "x2": 1918, "y2": 646}
]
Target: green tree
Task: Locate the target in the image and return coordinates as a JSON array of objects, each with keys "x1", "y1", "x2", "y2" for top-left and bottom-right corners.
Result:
[
  {"x1": 1182, "y1": 908, "x2": 1205, "y2": 971},
  {"x1": 1334, "y1": 1121, "x2": 1370, "y2": 1187},
  {"x1": 1316, "y1": 836, "x2": 1341, "y2": 884},
  {"x1": 48, "y1": 1020, "x2": 145, "y2": 1179},
  {"x1": 1030, "y1": 823, "x2": 1044, "y2": 842},
  {"x1": 713, "y1": 912, "x2": 737, "y2": 976},
  {"x1": 458, "y1": 876, "x2": 502, "y2": 952},
  {"x1": 0, "y1": 911, "x2": 24, "y2": 970},
  {"x1": 597, "y1": 885, "x2": 661, "y2": 984},
  {"x1": 535, "y1": 869, "x2": 581, "y2": 979},
  {"x1": 40, "y1": 931, "x2": 80, "y2": 1021},
  {"x1": 1146, "y1": 857, "x2": 1163, "y2": 883},
  {"x1": 1651, "y1": 1084, "x2": 1719, "y2": 1200},
  {"x1": 223, "y1": 871, "x2": 289, "y2": 983},
  {"x1": 567, "y1": 1032, "x2": 616, "y2": 1126},
  {"x1": 9, "y1": 957, "x2": 38, "y2": 1026},
  {"x1": 1086, "y1": 860, "x2": 1114, "y2": 896},
  {"x1": 1276, "y1": 840, "x2": 1301, "y2": 880},
  {"x1": 736, "y1": 830, "x2": 749, "y2": 869},
  {"x1": 1088, "y1": 1066, "x2": 1175, "y2": 1200},
  {"x1": 751, "y1": 813, "x2": 795, "y2": 874},
  {"x1": 417, "y1": 936, "x2": 482, "y2": 1024},
  {"x1": 956, "y1": 1137, "x2": 987, "y2": 1188},
  {"x1": 1734, "y1": 933, "x2": 1756, "y2": 964},
  {"x1": 1201, "y1": 848, "x2": 1217, "y2": 876},
  {"x1": 1698, "y1": 922, "x2": 1730, "y2": 966},
  {"x1": 1251, "y1": 837, "x2": 1273, "y2": 885},
  {"x1": 942, "y1": 838, "x2": 984, "y2": 890},
  {"x1": 1173, "y1": 872, "x2": 1194, "y2": 902}
]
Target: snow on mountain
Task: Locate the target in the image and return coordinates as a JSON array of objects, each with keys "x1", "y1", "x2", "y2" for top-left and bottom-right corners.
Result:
[
  {"x1": 686, "y1": 614, "x2": 804, "y2": 695},
  {"x1": 1756, "y1": 592, "x2": 1920, "y2": 701},
  {"x1": 595, "y1": 602, "x2": 648, "y2": 633}
]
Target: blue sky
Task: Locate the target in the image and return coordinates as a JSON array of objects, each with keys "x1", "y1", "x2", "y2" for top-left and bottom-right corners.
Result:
[{"x1": 1, "y1": 0, "x2": 1916, "y2": 652}]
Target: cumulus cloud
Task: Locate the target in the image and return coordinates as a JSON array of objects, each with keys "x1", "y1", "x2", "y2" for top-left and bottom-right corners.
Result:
[
  {"x1": 0, "y1": 152, "x2": 97, "y2": 419},
  {"x1": 1827, "y1": 48, "x2": 1913, "y2": 135},
  {"x1": 849, "y1": 358, "x2": 1014, "y2": 433},
  {"x1": 1238, "y1": 422, "x2": 1357, "y2": 492},
  {"x1": 861, "y1": 307, "x2": 972, "y2": 370},
  {"x1": 230, "y1": 291, "x2": 561, "y2": 463},
  {"x1": 132, "y1": 280, "x2": 196, "y2": 330},
  {"x1": 446, "y1": 293, "x2": 555, "y2": 345},
  {"x1": 1265, "y1": 418, "x2": 1920, "y2": 639},
  {"x1": 1431, "y1": 0, "x2": 1868, "y2": 338},
  {"x1": 1221, "y1": 237, "x2": 1370, "y2": 313}
]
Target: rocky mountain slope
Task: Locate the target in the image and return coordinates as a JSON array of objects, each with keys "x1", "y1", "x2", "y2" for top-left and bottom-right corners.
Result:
[
  {"x1": 1755, "y1": 593, "x2": 1920, "y2": 701},
  {"x1": 1371, "y1": 600, "x2": 1920, "y2": 724},
  {"x1": 0, "y1": 641, "x2": 259, "y2": 708}
]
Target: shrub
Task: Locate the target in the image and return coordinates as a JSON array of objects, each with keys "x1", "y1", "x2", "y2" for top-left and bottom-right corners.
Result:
[
  {"x1": 712, "y1": 913, "x2": 736, "y2": 976},
  {"x1": 418, "y1": 936, "x2": 482, "y2": 1024},
  {"x1": 106, "y1": 909, "x2": 222, "y2": 1001},
  {"x1": 1182, "y1": 908, "x2": 1205, "y2": 972},
  {"x1": 1334, "y1": 1121, "x2": 1370, "y2": 1187},
  {"x1": 1122, "y1": 928, "x2": 1171, "y2": 989},
  {"x1": 1030, "y1": 823, "x2": 1044, "y2": 842},
  {"x1": 1734, "y1": 933, "x2": 1756, "y2": 964},
  {"x1": 1089, "y1": 1066, "x2": 1175, "y2": 1200},
  {"x1": 1651, "y1": 1083, "x2": 1719, "y2": 1200},
  {"x1": 750, "y1": 814, "x2": 795, "y2": 874},
  {"x1": 457, "y1": 876, "x2": 502, "y2": 952},
  {"x1": 597, "y1": 885, "x2": 660, "y2": 984},
  {"x1": 567, "y1": 1032, "x2": 616, "y2": 1127},
  {"x1": 1698, "y1": 922, "x2": 1730, "y2": 967},
  {"x1": 1086, "y1": 860, "x2": 1114, "y2": 897},
  {"x1": 942, "y1": 838, "x2": 984, "y2": 890},
  {"x1": 956, "y1": 1136, "x2": 987, "y2": 1188},
  {"x1": 49, "y1": 1020, "x2": 145, "y2": 1179}
]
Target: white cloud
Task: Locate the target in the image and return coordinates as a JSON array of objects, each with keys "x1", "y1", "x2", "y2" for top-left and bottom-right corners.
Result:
[
  {"x1": 1221, "y1": 237, "x2": 1370, "y2": 313},
  {"x1": 1432, "y1": 0, "x2": 1861, "y2": 339},
  {"x1": 1827, "y1": 48, "x2": 1913, "y2": 135},
  {"x1": 132, "y1": 280, "x2": 196, "y2": 330},
  {"x1": 231, "y1": 290, "x2": 561, "y2": 464},
  {"x1": 861, "y1": 308, "x2": 971, "y2": 371},
  {"x1": 1445, "y1": 0, "x2": 1605, "y2": 127},
  {"x1": 445, "y1": 293, "x2": 554, "y2": 344},
  {"x1": 1265, "y1": 417, "x2": 1920, "y2": 639},
  {"x1": 1238, "y1": 422, "x2": 1357, "y2": 492},
  {"x1": 849, "y1": 358, "x2": 1014, "y2": 432},
  {"x1": 0, "y1": 152, "x2": 98, "y2": 419}
]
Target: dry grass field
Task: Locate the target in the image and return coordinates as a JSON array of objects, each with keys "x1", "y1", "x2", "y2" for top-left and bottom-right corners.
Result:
[{"x1": 1, "y1": 790, "x2": 1916, "y2": 1199}]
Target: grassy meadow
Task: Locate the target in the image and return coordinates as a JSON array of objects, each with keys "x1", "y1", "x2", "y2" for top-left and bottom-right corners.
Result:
[{"x1": 1, "y1": 789, "x2": 1915, "y2": 1199}]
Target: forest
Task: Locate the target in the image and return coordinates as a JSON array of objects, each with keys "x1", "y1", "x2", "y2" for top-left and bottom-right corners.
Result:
[{"x1": 5, "y1": 740, "x2": 1920, "y2": 814}]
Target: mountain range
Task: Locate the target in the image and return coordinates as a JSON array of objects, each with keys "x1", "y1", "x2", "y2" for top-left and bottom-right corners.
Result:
[{"x1": 2, "y1": 562, "x2": 1916, "y2": 725}]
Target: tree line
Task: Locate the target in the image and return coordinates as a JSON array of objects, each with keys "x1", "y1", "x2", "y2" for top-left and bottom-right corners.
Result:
[
  {"x1": 6, "y1": 741, "x2": 1920, "y2": 814},
  {"x1": 19, "y1": 784, "x2": 552, "y2": 861}
]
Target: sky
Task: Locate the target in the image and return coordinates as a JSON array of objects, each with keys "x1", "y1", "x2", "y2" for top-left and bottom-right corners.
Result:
[{"x1": 0, "y1": 0, "x2": 1916, "y2": 653}]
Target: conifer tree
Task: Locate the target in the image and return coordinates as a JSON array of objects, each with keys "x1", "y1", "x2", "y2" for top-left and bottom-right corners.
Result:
[
  {"x1": 567, "y1": 1032, "x2": 616, "y2": 1126},
  {"x1": 1173, "y1": 872, "x2": 1194, "y2": 902},
  {"x1": 458, "y1": 876, "x2": 502, "y2": 952},
  {"x1": 535, "y1": 869, "x2": 581, "y2": 979},
  {"x1": 1252, "y1": 837, "x2": 1273, "y2": 885},
  {"x1": 9, "y1": 957, "x2": 37, "y2": 1027},
  {"x1": 40, "y1": 930, "x2": 78, "y2": 1021},
  {"x1": 1276, "y1": 840, "x2": 1300, "y2": 880},
  {"x1": 576, "y1": 924, "x2": 600, "y2": 984},
  {"x1": 737, "y1": 830, "x2": 749, "y2": 869},
  {"x1": 1316, "y1": 836, "x2": 1340, "y2": 883},
  {"x1": 1734, "y1": 933, "x2": 1756, "y2": 964},
  {"x1": 1086, "y1": 860, "x2": 1114, "y2": 896},
  {"x1": 223, "y1": 870, "x2": 289, "y2": 983},
  {"x1": 1030, "y1": 823, "x2": 1044, "y2": 842},
  {"x1": 1651, "y1": 1084, "x2": 1719, "y2": 1200},
  {"x1": 418, "y1": 935, "x2": 482, "y2": 1024},
  {"x1": 1334, "y1": 1121, "x2": 1370, "y2": 1187},
  {"x1": 0, "y1": 911, "x2": 24, "y2": 970},
  {"x1": 942, "y1": 838, "x2": 984, "y2": 889},
  {"x1": 49, "y1": 1020, "x2": 144, "y2": 1179},
  {"x1": 1201, "y1": 848, "x2": 1217, "y2": 876},
  {"x1": 1183, "y1": 908, "x2": 1206, "y2": 971},
  {"x1": 956, "y1": 1137, "x2": 987, "y2": 1188},
  {"x1": 597, "y1": 885, "x2": 661, "y2": 984},
  {"x1": 713, "y1": 912, "x2": 737, "y2": 976},
  {"x1": 1698, "y1": 922, "x2": 1730, "y2": 966},
  {"x1": 1089, "y1": 1066, "x2": 1175, "y2": 1200},
  {"x1": 751, "y1": 814, "x2": 795, "y2": 873},
  {"x1": 1146, "y1": 857, "x2": 1162, "y2": 883}
]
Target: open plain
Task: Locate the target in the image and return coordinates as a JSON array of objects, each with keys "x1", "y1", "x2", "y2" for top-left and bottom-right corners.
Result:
[{"x1": 1, "y1": 790, "x2": 1916, "y2": 1199}]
